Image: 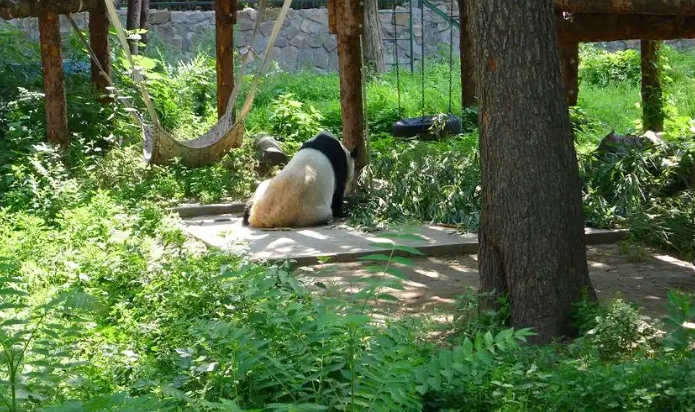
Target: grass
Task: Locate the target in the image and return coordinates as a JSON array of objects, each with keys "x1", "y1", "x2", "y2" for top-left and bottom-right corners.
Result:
[{"x1": 0, "y1": 27, "x2": 695, "y2": 411}]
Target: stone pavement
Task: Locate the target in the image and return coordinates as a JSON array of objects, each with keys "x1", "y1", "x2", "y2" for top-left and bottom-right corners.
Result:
[{"x1": 181, "y1": 213, "x2": 628, "y2": 266}]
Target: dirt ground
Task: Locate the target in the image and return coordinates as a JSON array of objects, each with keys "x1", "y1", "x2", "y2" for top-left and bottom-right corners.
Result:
[{"x1": 296, "y1": 244, "x2": 695, "y2": 323}]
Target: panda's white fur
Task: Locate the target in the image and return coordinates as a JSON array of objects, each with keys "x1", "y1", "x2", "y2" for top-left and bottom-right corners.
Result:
[{"x1": 242, "y1": 131, "x2": 358, "y2": 228}]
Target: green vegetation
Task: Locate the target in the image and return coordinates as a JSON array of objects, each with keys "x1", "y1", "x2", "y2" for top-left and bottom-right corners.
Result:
[{"x1": 1, "y1": 25, "x2": 695, "y2": 411}]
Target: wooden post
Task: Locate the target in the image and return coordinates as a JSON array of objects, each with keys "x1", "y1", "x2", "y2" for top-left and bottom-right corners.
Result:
[
  {"x1": 555, "y1": 0, "x2": 695, "y2": 15},
  {"x1": 332, "y1": 0, "x2": 366, "y2": 172},
  {"x1": 559, "y1": 42, "x2": 579, "y2": 106},
  {"x1": 140, "y1": 0, "x2": 151, "y2": 46},
  {"x1": 215, "y1": 0, "x2": 236, "y2": 120},
  {"x1": 89, "y1": 0, "x2": 112, "y2": 103},
  {"x1": 38, "y1": 7, "x2": 69, "y2": 147},
  {"x1": 459, "y1": 0, "x2": 476, "y2": 107},
  {"x1": 126, "y1": 0, "x2": 142, "y2": 55},
  {"x1": 641, "y1": 40, "x2": 664, "y2": 132}
]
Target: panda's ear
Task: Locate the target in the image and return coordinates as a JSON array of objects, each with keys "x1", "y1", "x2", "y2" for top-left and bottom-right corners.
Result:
[{"x1": 350, "y1": 147, "x2": 359, "y2": 159}]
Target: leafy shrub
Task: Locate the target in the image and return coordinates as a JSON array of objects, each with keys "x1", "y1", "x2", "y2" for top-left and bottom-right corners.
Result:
[
  {"x1": 579, "y1": 45, "x2": 642, "y2": 87},
  {"x1": 268, "y1": 92, "x2": 324, "y2": 146}
]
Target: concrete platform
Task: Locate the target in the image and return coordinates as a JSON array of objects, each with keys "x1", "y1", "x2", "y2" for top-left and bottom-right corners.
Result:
[{"x1": 181, "y1": 214, "x2": 629, "y2": 267}]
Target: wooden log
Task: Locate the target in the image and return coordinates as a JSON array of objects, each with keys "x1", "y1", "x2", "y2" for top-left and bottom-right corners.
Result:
[
  {"x1": 89, "y1": 0, "x2": 112, "y2": 104},
  {"x1": 215, "y1": 0, "x2": 236, "y2": 120},
  {"x1": 557, "y1": 13, "x2": 695, "y2": 42},
  {"x1": 38, "y1": 6, "x2": 69, "y2": 147},
  {"x1": 0, "y1": 0, "x2": 98, "y2": 19},
  {"x1": 641, "y1": 40, "x2": 664, "y2": 132},
  {"x1": 559, "y1": 42, "x2": 579, "y2": 106},
  {"x1": 333, "y1": 0, "x2": 366, "y2": 172},
  {"x1": 253, "y1": 135, "x2": 288, "y2": 169},
  {"x1": 126, "y1": 0, "x2": 142, "y2": 55},
  {"x1": 459, "y1": 0, "x2": 476, "y2": 107},
  {"x1": 555, "y1": 0, "x2": 695, "y2": 15}
]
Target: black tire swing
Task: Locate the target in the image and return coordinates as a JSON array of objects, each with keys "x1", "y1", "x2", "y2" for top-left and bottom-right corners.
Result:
[{"x1": 391, "y1": 0, "x2": 462, "y2": 140}]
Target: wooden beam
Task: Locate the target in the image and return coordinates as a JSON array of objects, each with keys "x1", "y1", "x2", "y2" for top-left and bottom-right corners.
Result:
[
  {"x1": 38, "y1": 6, "x2": 69, "y2": 147},
  {"x1": 559, "y1": 42, "x2": 579, "y2": 106},
  {"x1": 215, "y1": 0, "x2": 236, "y2": 120},
  {"x1": 555, "y1": 0, "x2": 695, "y2": 15},
  {"x1": 641, "y1": 40, "x2": 664, "y2": 132},
  {"x1": 459, "y1": 0, "x2": 476, "y2": 107},
  {"x1": 334, "y1": 0, "x2": 366, "y2": 172},
  {"x1": 89, "y1": 0, "x2": 112, "y2": 104},
  {"x1": 557, "y1": 13, "x2": 695, "y2": 42},
  {"x1": 1, "y1": 0, "x2": 98, "y2": 20}
]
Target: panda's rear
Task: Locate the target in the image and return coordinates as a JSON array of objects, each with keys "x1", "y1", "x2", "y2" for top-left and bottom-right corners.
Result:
[{"x1": 243, "y1": 131, "x2": 358, "y2": 229}]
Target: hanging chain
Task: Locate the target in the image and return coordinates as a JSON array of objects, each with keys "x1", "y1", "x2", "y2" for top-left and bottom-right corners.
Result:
[
  {"x1": 448, "y1": 0, "x2": 454, "y2": 113},
  {"x1": 392, "y1": 1, "x2": 402, "y2": 116},
  {"x1": 420, "y1": 0, "x2": 425, "y2": 118}
]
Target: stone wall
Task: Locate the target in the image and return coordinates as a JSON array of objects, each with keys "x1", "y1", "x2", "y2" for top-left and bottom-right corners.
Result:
[{"x1": 2, "y1": 4, "x2": 694, "y2": 73}]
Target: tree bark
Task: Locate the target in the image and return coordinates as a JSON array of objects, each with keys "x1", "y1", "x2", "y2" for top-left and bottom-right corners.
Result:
[
  {"x1": 459, "y1": 0, "x2": 476, "y2": 107},
  {"x1": 215, "y1": 0, "x2": 236, "y2": 120},
  {"x1": 641, "y1": 40, "x2": 664, "y2": 133},
  {"x1": 38, "y1": 6, "x2": 69, "y2": 147},
  {"x1": 557, "y1": 13, "x2": 695, "y2": 43},
  {"x1": 333, "y1": 0, "x2": 366, "y2": 173},
  {"x1": 362, "y1": 0, "x2": 386, "y2": 74},
  {"x1": 139, "y1": 0, "x2": 150, "y2": 47},
  {"x1": 559, "y1": 42, "x2": 579, "y2": 106},
  {"x1": 89, "y1": 0, "x2": 112, "y2": 104},
  {"x1": 555, "y1": 0, "x2": 695, "y2": 15},
  {"x1": 126, "y1": 0, "x2": 142, "y2": 55},
  {"x1": 466, "y1": 0, "x2": 596, "y2": 344}
]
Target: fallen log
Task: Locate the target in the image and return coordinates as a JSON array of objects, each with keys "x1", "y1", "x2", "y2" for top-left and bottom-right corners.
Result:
[
  {"x1": 557, "y1": 13, "x2": 695, "y2": 42},
  {"x1": 253, "y1": 135, "x2": 288, "y2": 169}
]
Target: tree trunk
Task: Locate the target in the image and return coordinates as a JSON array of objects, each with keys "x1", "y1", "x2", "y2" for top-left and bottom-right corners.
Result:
[
  {"x1": 139, "y1": 0, "x2": 150, "y2": 47},
  {"x1": 215, "y1": 0, "x2": 236, "y2": 120},
  {"x1": 466, "y1": 0, "x2": 596, "y2": 344},
  {"x1": 641, "y1": 40, "x2": 664, "y2": 133},
  {"x1": 333, "y1": 0, "x2": 367, "y2": 173},
  {"x1": 459, "y1": 0, "x2": 476, "y2": 107},
  {"x1": 89, "y1": 0, "x2": 112, "y2": 104},
  {"x1": 38, "y1": 6, "x2": 69, "y2": 147},
  {"x1": 362, "y1": 0, "x2": 385, "y2": 74},
  {"x1": 126, "y1": 0, "x2": 142, "y2": 55}
]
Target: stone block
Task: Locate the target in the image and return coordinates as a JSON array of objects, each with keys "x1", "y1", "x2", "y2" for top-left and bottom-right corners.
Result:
[
  {"x1": 302, "y1": 9, "x2": 326, "y2": 24},
  {"x1": 171, "y1": 11, "x2": 187, "y2": 24},
  {"x1": 260, "y1": 20, "x2": 275, "y2": 37},
  {"x1": 300, "y1": 18, "x2": 324, "y2": 34},
  {"x1": 149, "y1": 10, "x2": 171, "y2": 25},
  {"x1": 279, "y1": 45, "x2": 299, "y2": 71},
  {"x1": 312, "y1": 47, "x2": 330, "y2": 69},
  {"x1": 309, "y1": 33, "x2": 324, "y2": 48},
  {"x1": 323, "y1": 35, "x2": 337, "y2": 53},
  {"x1": 283, "y1": 23, "x2": 300, "y2": 40},
  {"x1": 290, "y1": 34, "x2": 305, "y2": 48}
]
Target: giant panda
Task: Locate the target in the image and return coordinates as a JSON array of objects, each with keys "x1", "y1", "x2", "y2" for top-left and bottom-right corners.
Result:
[{"x1": 241, "y1": 130, "x2": 358, "y2": 228}]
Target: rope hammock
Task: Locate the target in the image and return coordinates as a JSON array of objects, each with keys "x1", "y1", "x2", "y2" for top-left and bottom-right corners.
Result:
[{"x1": 69, "y1": 0, "x2": 292, "y2": 167}]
